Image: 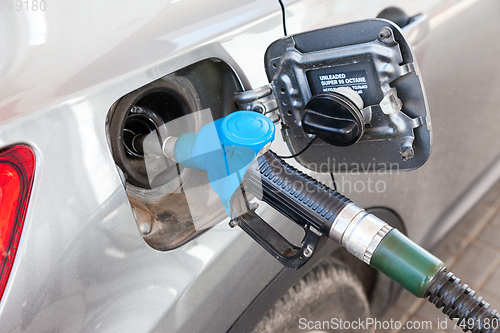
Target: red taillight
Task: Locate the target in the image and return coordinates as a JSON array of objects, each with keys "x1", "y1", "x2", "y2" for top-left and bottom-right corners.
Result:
[{"x1": 0, "y1": 145, "x2": 35, "y2": 302}]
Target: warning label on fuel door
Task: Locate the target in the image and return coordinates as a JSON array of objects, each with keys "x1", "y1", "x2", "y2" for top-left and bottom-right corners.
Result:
[{"x1": 307, "y1": 69, "x2": 374, "y2": 101}]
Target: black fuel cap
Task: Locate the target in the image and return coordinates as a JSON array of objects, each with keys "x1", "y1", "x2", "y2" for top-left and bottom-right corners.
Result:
[{"x1": 302, "y1": 90, "x2": 365, "y2": 147}]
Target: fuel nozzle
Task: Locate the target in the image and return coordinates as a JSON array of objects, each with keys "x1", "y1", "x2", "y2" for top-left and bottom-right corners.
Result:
[
  {"x1": 241, "y1": 150, "x2": 500, "y2": 332},
  {"x1": 159, "y1": 110, "x2": 275, "y2": 214},
  {"x1": 164, "y1": 111, "x2": 499, "y2": 332}
]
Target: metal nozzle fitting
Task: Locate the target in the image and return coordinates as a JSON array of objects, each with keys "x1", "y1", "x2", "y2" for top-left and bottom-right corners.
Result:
[{"x1": 329, "y1": 203, "x2": 393, "y2": 264}]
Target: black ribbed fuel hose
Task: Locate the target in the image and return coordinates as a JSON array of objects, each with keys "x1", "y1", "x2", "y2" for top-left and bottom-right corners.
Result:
[
  {"x1": 244, "y1": 150, "x2": 351, "y2": 235},
  {"x1": 426, "y1": 269, "x2": 500, "y2": 333}
]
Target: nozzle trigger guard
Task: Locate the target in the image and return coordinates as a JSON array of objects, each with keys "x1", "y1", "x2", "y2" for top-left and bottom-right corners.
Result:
[{"x1": 230, "y1": 189, "x2": 325, "y2": 270}]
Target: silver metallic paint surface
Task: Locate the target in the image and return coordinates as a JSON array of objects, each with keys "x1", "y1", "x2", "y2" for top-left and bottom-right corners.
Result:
[
  {"x1": 0, "y1": 0, "x2": 499, "y2": 331},
  {"x1": 0, "y1": 1, "x2": 288, "y2": 332}
]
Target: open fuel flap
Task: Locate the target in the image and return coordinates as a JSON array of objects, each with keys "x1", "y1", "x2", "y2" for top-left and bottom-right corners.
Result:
[{"x1": 237, "y1": 18, "x2": 430, "y2": 172}]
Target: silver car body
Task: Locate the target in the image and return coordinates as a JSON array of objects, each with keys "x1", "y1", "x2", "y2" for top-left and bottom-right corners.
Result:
[{"x1": 1, "y1": 0, "x2": 499, "y2": 331}]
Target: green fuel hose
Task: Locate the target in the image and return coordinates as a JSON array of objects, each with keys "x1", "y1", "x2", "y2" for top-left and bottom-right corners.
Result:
[
  {"x1": 372, "y1": 231, "x2": 500, "y2": 333},
  {"x1": 370, "y1": 229, "x2": 445, "y2": 298}
]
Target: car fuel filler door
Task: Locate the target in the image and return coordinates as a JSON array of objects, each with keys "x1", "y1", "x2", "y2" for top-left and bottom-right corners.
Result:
[{"x1": 236, "y1": 18, "x2": 431, "y2": 172}]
